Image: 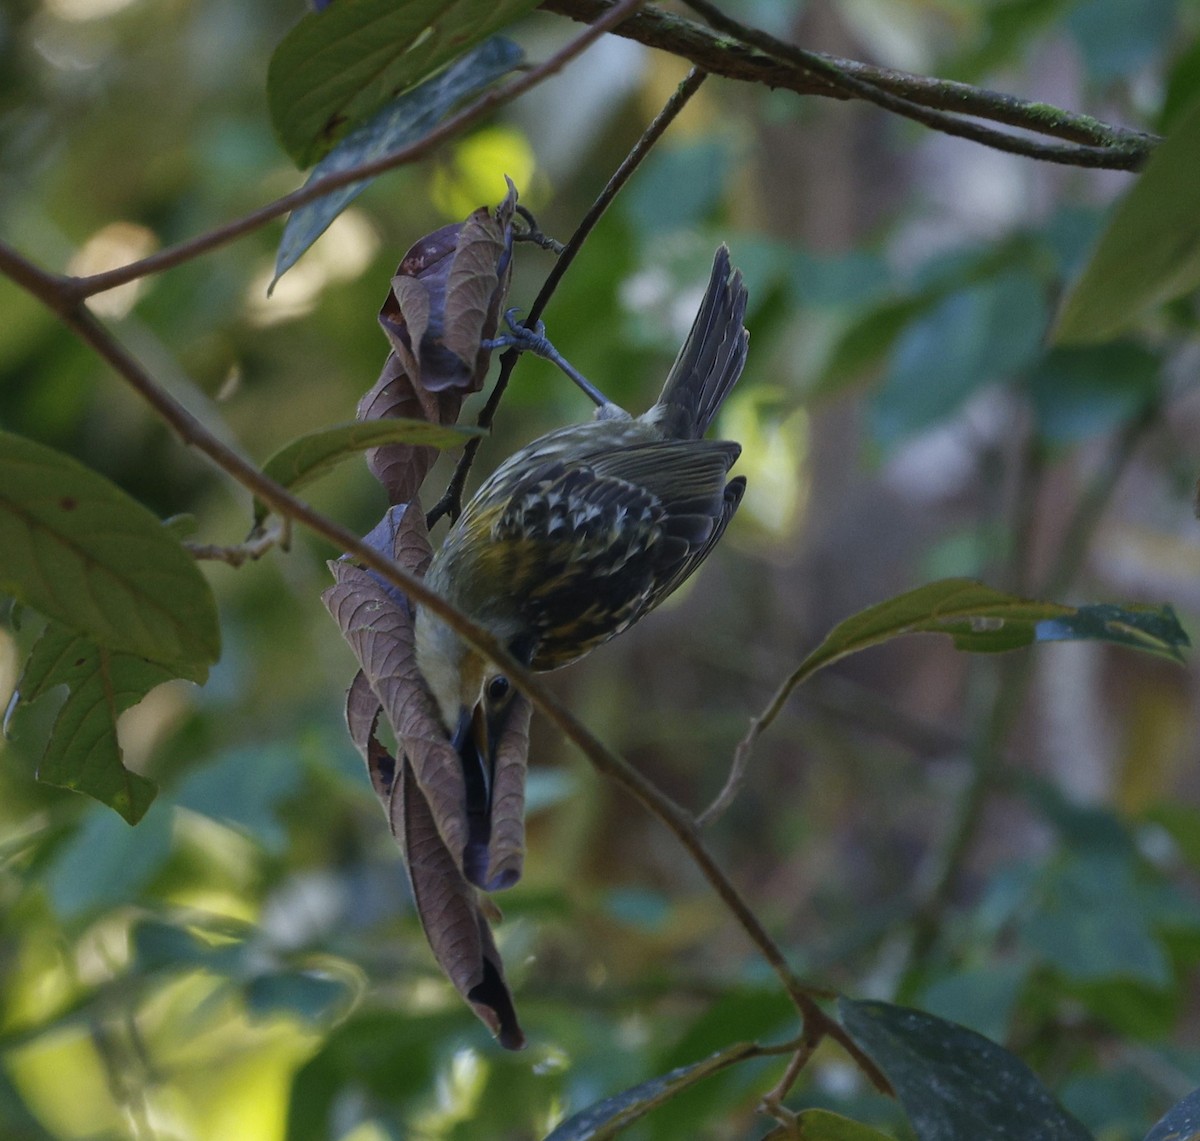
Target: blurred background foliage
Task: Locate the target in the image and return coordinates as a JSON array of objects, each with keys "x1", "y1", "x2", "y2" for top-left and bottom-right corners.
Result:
[{"x1": 2, "y1": 0, "x2": 1200, "y2": 1138}]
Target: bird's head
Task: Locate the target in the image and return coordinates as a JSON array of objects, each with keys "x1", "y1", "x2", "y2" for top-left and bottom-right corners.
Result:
[{"x1": 413, "y1": 604, "x2": 525, "y2": 817}]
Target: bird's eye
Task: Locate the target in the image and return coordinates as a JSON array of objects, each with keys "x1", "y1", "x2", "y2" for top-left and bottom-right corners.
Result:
[{"x1": 486, "y1": 675, "x2": 512, "y2": 705}]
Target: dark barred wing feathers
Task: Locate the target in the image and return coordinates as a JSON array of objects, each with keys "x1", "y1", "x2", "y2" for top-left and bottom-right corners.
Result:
[{"x1": 486, "y1": 440, "x2": 739, "y2": 669}]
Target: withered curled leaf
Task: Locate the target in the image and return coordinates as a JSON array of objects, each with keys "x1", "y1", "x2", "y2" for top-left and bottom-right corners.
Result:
[
  {"x1": 327, "y1": 501, "x2": 527, "y2": 1048},
  {"x1": 323, "y1": 546, "x2": 469, "y2": 866},
  {"x1": 398, "y1": 760, "x2": 525, "y2": 1050},
  {"x1": 358, "y1": 183, "x2": 517, "y2": 504}
]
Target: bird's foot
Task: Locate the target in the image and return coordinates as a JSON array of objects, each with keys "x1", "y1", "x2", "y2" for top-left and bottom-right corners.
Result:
[{"x1": 483, "y1": 309, "x2": 616, "y2": 410}]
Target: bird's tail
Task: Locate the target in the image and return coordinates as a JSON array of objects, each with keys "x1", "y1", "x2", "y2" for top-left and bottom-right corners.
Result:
[{"x1": 651, "y1": 245, "x2": 749, "y2": 440}]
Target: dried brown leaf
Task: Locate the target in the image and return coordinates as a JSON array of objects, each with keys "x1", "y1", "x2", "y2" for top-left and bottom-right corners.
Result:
[
  {"x1": 440, "y1": 180, "x2": 517, "y2": 387},
  {"x1": 483, "y1": 693, "x2": 531, "y2": 891},
  {"x1": 323, "y1": 556, "x2": 470, "y2": 867},
  {"x1": 356, "y1": 354, "x2": 464, "y2": 504},
  {"x1": 398, "y1": 759, "x2": 524, "y2": 1050},
  {"x1": 355, "y1": 188, "x2": 517, "y2": 503},
  {"x1": 345, "y1": 668, "x2": 394, "y2": 802}
]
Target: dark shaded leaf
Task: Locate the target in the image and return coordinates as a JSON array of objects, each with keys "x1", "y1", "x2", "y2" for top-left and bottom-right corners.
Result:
[
  {"x1": 1035, "y1": 603, "x2": 1189, "y2": 663},
  {"x1": 1027, "y1": 344, "x2": 1159, "y2": 443},
  {"x1": 268, "y1": 0, "x2": 540, "y2": 166},
  {"x1": 273, "y1": 37, "x2": 522, "y2": 285},
  {"x1": 244, "y1": 970, "x2": 359, "y2": 1024},
  {"x1": 45, "y1": 799, "x2": 175, "y2": 916},
  {"x1": 1054, "y1": 95, "x2": 1200, "y2": 344},
  {"x1": 793, "y1": 1109, "x2": 897, "y2": 1140},
  {"x1": 0, "y1": 431, "x2": 220, "y2": 667},
  {"x1": 19, "y1": 625, "x2": 206, "y2": 823},
  {"x1": 479, "y1": 693, "x2": 530, "y2": 892},
  {"x1": 397, "y1": 757, "x2": 523, "y2": 1049},
  {"x1": 1144, "y1": 1085, "x2": 1200, "y2": 1141},
  {"x1": 838, "y1": 998, "x2": 1093, "y2": 1141},
  {"x1": 544, "y1": 1041, "x2": 763, "y2": 1140},
  {"x1": 253, "y1": 418, "x2": 482, "y2": 525},
  {"x1": 872, "y1": 271, "x2": 1045, "y2": 443}
]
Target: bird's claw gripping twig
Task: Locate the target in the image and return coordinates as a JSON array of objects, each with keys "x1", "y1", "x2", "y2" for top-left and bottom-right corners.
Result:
[{"x1": 483, "y1": 308, "x2": 613, "y2": 409}]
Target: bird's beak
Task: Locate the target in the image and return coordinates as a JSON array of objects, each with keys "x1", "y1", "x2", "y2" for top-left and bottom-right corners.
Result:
[
  {"x1": 452, "y1": 701, "x2": 512, "y2": 890},
  {"x1": 452, "y1": 703, "x2": 494, "y2": 818}
]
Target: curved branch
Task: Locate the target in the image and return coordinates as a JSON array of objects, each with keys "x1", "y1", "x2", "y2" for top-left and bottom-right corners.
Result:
[{"x1": 541, "y1": 0, "x2": 1156, "y2": 171}]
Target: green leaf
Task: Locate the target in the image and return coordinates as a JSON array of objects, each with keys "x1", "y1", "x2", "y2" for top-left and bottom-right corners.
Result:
[
  {"x1": 795, "y1": 580, "x2": 1072, "y2": 680},
  {"x1": 1019, "y1": 850, "x2": 1172, "y2": 987},
  {"x1": 45, "y1": 799, "x2": 175, "y2": 916},
  {"x1": 1054, "y1": 96, "x2": 1200, "y2": 344},
  {"x1": 1035, "y1": 602, "x2": 1189, "y2": 664},
  {"x1": 792, "y1": 581, "x2": 1189, "y2": 687},
  {"x1": 174, "y1": 742, "x2": 304, "y2": 852},
  {"x1": 19, "y1": 625, "x2": 207, "y2": 823},
  {"x1": 244, "y1": 971, "x2": 358, "y2": 1024},
  {"x1": 1027, "y1": 344, "x2": 1159, "y2": 443},
  {"x1": 0, "y1": 431, "x2": 220, "y2": 667},
  {"x1": 813, "y1": 296, "x2": 930, "y2": 398},
  {"x1": 917, "y1": 962, "x2": 1028, "y2": 1044},
  {"x1": 623, "y1": 140, "x2": 731, "y2": 236},
  {"x1": 273, "y1": 37, "x2": 522, "y2": 286},
  {"x1": 268, "y1": 0, "x2": 540, "y2": 167},
  {"x1": 794, "y1": 1109, "x2": 897, "y2": 1140},
  {"x1": 872, "y1": 270, "x2": 1045, "y2": 443},
  {"x1": 838, "y1": 998, "x2": 1093, "y2": 1141},
  {"x1": 543, "y1": 1042, "x2": 763, "y2": 1141},
  {"x1": 1144, "y1": 1085, "x2": 1200, "y2": 1141},
  {"x1": 254, "y1": 418, "x2": 483, "y2": 524}
]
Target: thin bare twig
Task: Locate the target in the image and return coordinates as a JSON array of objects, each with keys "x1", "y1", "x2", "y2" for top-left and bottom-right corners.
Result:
[
  {"x1": 425, "y1": 65, "x2": 710, "y2": 527},
  {"x1": 60, "y1": 0, "x2": 647, "y2": 302},
  {"x1": 542, "y1": 0, "x2": 1155, "y2": 170}
]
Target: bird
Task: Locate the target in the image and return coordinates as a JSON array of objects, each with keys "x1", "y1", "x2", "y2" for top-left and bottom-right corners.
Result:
[{"x1": 414, "y1": 245, "x2": 749, "y2": 861}]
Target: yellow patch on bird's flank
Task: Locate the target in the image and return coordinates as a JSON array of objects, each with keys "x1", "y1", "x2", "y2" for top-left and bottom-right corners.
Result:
[{"x1": 430, "y1": 126, "x2": 542, "y2": 219}]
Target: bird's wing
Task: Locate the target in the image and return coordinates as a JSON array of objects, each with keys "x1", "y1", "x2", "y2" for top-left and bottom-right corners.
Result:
[{"x1": 483, "y1": 451, "x2": 734, "y2": 669}]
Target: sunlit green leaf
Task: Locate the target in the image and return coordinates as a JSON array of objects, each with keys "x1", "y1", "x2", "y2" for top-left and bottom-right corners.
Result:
[
  {"x1": 273, "y1": 37, "x2": 522, "y2": 286},
  {"x1": 838, "y1": 998, "x2": 1092, "y2": 1141},
  {"x1": 0, "y1": 431, "x2": 220, "y2": 667},
  {"x1": 1144, "y1": 1085, "x2": 1200, "y2": 1141},
  {"x1": 254, "y1": 418, "x2": 483, "y2": 524},
  {"x1": 268, "y1": 0, "x2": 540, "y2": 166},
  {"x1": 1054, "y1": 96, "x2": 1200, "y2": 344},
  {"x1": 19, "y1": 625, "x2": 207, "y2": 823},
  {"x1": 544, "y1": 1042, "x2": 763, "y2": 1140}
]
